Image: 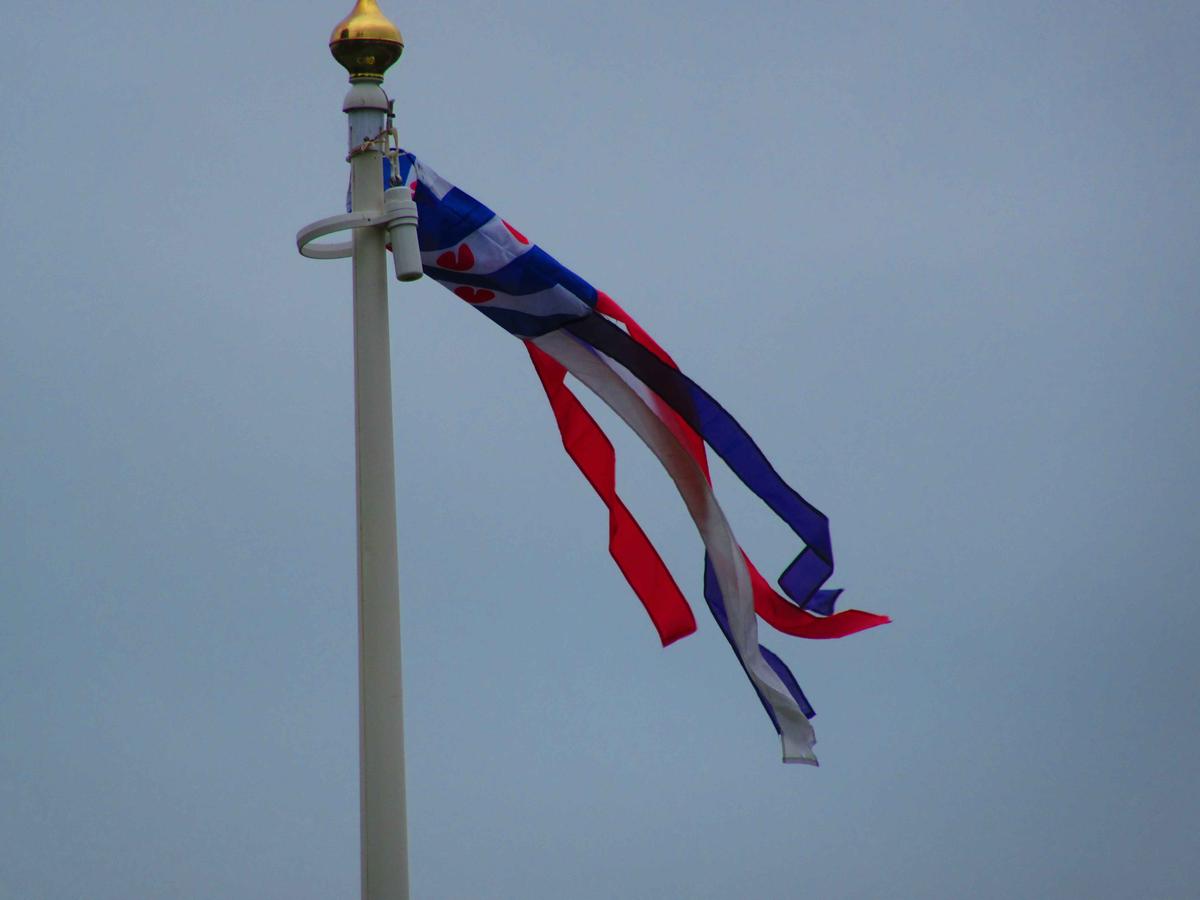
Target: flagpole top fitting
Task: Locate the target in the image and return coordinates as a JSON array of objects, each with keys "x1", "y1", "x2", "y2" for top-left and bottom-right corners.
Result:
[{"x1": 330, "y1": 0, "x2": 404, "y2": 82}]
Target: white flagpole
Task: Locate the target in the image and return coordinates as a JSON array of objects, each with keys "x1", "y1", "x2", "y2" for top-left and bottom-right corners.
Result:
[
  {"x1": 298, "y1": 4, "x2": 415, "y2": 898},
  {"x1": 348, "y1": 85, "x2": 409, "y2": 900}
]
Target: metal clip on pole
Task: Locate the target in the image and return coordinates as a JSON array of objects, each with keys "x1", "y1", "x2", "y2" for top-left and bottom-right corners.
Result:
[{"x1": 384, "y1": 187, "x2": 422, "y2": 282}]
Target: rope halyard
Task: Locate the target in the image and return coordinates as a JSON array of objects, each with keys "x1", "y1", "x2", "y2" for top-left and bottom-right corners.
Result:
[
  {"x1": 346, "y1": 128, "x2": 389, "y2": 161},
  {"x1": 345, "y1": 95, "x2": 403, "y2": 185},
  {"x1": 384, "y1": 96, "x2": 402, "y2": 185},
  {"x1": 346, "y1": 128, "x2": 402, "y2": 186}
]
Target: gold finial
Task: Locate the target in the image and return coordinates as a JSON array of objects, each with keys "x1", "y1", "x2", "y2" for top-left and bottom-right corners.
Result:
[{"x1": 330, "y1": 0, "x2": 404, "y2": 82}]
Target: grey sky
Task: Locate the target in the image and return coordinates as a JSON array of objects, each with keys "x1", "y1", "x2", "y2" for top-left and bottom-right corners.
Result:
[{"x1": 2, "y1": 2, "x2": 1198, "y2": 898}]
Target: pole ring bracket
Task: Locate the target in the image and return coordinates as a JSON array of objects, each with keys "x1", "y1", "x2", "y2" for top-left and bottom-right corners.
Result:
[{"x1": 296, "y1": 210, "x2": 391, "y2": 260}]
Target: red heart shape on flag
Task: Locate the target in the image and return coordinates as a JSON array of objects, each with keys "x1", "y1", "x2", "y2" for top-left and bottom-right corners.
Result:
[
  {"x1": 454, "y1": 286, "x2": 495, "y2": 305},
  {"x1": 437, "y1": 244, "x2": 475, "y2": 271},
  {"x1": 503, "y1": 220, "x2": 530, "y2": 245}
]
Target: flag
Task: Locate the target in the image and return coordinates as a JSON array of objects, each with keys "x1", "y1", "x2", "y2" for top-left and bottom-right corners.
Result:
[{"x1": 386, "y1": 153, "x2": 888, "y2": 764}]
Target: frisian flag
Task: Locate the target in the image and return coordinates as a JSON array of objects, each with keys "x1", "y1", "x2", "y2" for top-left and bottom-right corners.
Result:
[{"x1": 387, "y1": 152, "x2": 889, "y2": 764}]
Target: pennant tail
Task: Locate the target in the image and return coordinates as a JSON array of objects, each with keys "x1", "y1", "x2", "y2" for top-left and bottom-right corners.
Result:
[
  {"x1": 525, "y1": 342, "x2": 697, "y2": 646},
  {"x1": 589, "y1": 294, "x2": 890, "y2": 639},
  {"x1": 532, "y1": 329, "x2": 819, "y2": 764}
]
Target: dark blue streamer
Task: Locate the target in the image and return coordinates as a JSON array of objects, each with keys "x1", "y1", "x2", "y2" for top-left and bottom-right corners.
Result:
[{"x1": 567, "y1": 314, "x2": 843, "y2": 617}]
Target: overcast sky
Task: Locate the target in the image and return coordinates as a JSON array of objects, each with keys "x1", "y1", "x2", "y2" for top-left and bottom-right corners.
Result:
[{"x1": 2, "y1": 2, "x2": 1198, "y2": 898}]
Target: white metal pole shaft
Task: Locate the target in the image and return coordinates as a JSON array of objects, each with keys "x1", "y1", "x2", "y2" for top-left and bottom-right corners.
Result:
[{"x1": 346, "y1": 82, "x2": 409, "y2": 900}]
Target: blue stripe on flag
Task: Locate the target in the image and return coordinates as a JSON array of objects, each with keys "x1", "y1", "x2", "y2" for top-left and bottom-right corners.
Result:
[
  {"x1": 759, "y1": 645, "x2": 815, "y2": 719},
  {"x1": 426, "y1": 246, "x2": 598, "y2": 303},
  {"x1": 414, "y1": 185, "x2": 497, "y2": 251},
  {"x1": 688, "y1": 384, "x2": 843, "y2": 614},
  {"x1": 472, "y1": 307, "x2": 589, "y2": 338}
]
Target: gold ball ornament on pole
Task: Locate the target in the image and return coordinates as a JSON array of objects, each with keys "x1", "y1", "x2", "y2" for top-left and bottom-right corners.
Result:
[{"x1": 330, "y1": 0, "x2": 404, "y2": 81}]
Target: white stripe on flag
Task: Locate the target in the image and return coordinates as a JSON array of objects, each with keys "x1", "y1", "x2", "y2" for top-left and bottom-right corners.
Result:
[
  {"x1": 411, "y1": 158, "x2": 454, "y2": 200},
  {"x1": 420, "y1": 214, "x2": 533, "y2": 273},
  {"x1": 430, "y1": 282, "x2": 590, "y2": 320}
]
